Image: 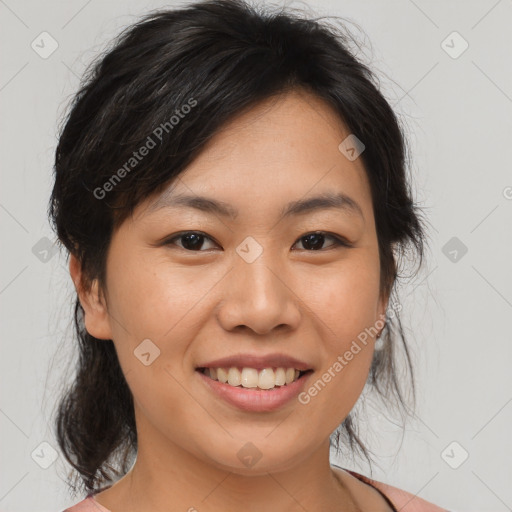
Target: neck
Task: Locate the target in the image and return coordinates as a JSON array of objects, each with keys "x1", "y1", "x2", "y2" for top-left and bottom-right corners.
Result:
[{"x1": 98, "y1": 430, "x2": 361, "y2": 512}]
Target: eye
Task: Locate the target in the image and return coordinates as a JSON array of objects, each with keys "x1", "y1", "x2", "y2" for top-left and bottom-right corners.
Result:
[
  {"x1": 292, "y1": 231, "x2": 352, "y2": 251},
  {"x1": 163, "y1": 230, "x2": 352, "y2": 252},
  {"x1": 164, "y1": 231, "x2": 219, "y2": 251}
]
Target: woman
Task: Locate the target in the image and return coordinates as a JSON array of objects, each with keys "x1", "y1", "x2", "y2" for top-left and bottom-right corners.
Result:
[{"x1": 50, "y1": 0, "x2": 448, "y2": 510}]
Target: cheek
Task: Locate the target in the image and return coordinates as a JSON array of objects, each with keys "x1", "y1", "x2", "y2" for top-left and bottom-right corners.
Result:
[
  {"x1": 298, "y1": 253, "x2": 381, "y2": 404},
  {"x1": 304, "y1": 252, "x2": 382, "y2": 340},
  {"x1": 104, "y1": 252, "x2": 230, "y2": 385},
  {"x1": 106, "y1": 255, "x2": 208, "y2": 339},
  {"x1": 103, "y1": 260, "x2": 209, "y2": 422}
]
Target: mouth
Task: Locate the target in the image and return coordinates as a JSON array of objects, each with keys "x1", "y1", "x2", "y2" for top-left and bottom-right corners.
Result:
[
  {"x1": 195, "y1": 366, "x2": 314, "y2": 412},
  {"x1": 195, "y1": 366, "x2": 314, "y2": 391}
]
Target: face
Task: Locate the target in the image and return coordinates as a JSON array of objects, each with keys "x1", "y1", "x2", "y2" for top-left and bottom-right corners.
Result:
[{"x1": 73, "y1": 89, "x2": 388, "y2": 475}]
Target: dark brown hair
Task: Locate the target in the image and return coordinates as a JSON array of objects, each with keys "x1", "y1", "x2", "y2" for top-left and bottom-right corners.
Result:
[{"x1": 49, "y1": 0, "x2": 426, "y2": 496}]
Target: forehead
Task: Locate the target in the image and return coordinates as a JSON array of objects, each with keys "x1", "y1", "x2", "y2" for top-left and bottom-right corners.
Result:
[{"x1": 138, "y1": 89, "x2": 372, "y2": 222}]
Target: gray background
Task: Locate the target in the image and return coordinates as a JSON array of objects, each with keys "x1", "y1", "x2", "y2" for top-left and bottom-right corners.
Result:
[{"x1": 1, "y1": 0, "x2": 511, "y2": 511}]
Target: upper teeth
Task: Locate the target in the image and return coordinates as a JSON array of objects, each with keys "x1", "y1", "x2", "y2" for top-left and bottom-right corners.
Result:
[{"x1": 204, "y1": 367, "x2": 302, "y2": 389}]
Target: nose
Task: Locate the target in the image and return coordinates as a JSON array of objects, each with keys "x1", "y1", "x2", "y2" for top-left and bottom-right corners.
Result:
[{"x1": 216, "y1": 255, "x2": 301, "y2": 336}]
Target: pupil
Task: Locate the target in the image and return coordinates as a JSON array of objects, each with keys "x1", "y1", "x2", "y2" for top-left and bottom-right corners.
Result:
[
  {"x1": 303, "y1": 233, "x2": 324, "y2": 250},
  {"x1": 181, "y1": 233, "x2": 326, "y2": 251},
  {"x1": 182, "y1": 233, "x2": 203, "y2": 250}
]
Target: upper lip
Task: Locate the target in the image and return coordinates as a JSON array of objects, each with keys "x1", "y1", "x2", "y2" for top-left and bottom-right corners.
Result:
[{"x1": 196, "y1": 353, "x2": 313, "y2": 371}]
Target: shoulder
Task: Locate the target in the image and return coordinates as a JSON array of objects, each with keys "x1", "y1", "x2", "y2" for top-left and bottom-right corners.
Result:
[
  {"x1": 62, "y1": 495, "x2": 111, "y2": 512},
  {"x1": 344, "y1": 468, "x2": 450, "y2": 512}
]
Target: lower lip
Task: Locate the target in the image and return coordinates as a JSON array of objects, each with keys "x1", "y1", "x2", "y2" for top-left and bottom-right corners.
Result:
[{"x1": 196, "y1": 369, "x2": 312, "y2": 412}]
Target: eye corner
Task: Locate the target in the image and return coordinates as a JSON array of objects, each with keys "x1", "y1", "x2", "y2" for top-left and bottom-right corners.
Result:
[
  {"x1": 293, "y1": 231, "x2": 353, "y2": 251},
  {"x1": 161, "y1": 230, "x2": 221, "y2": 252}
]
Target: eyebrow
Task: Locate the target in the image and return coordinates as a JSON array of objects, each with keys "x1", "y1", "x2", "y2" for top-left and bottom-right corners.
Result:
[{"x1": 147, "y1": 191, "x2": 364, "y2": 221}]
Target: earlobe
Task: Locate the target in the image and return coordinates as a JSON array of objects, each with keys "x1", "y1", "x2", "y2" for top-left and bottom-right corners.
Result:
[{"x1": 68, "y1": 253, "x2": 113, "y2": 340}]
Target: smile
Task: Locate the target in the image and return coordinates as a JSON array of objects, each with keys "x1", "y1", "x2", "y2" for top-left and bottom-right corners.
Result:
[
  {"x1": 197, "y1": 366, "x2": 312, "y2": 390},
  {"x1": 196, "y1": 367, "x2": 314, "y2": 412}
]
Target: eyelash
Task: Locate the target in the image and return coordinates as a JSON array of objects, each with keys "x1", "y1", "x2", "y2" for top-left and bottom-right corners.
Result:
[{"x1": 163, "y1": 230, "x2": 352, "y2": 252}]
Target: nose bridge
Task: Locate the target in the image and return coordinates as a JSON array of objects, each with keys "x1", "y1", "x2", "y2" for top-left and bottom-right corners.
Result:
[
  {"x1": 242, "y1": 257, "x2": 282, "y2": 308},
  {"x1": 218, "y1": 245, "x2": 301, "y2": 335}
]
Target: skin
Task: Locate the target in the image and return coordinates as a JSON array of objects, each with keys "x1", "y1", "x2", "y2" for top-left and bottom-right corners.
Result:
[{"x1": 70, "y1": 88, "x2": 393, "y2": 512}]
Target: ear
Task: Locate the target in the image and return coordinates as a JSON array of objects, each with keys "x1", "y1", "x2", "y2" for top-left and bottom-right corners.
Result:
[{"x1": 69, "y1": 253, "x2": 113, "y2": 340}]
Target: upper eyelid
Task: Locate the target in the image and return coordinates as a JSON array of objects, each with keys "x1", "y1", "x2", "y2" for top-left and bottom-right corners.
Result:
[
  {"x1": 165, "y1": 230, "x2": 351, "y2": 249},
  {"x1": 166, "y1": 230, "x2": 219, "y2": 247}
]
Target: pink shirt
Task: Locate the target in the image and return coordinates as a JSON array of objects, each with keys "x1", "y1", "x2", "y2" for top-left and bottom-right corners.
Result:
[{"x1": 63, "y1": 468, "x2": 449, "y2": 512}]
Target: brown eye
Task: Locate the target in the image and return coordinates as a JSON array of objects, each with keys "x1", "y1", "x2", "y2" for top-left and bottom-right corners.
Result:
[
  {"x1": 165, "y1": 231, "x2": 218, "y2": 251},
  {"x1": 293, "y1": 232, "x2": 352, "y2": 251},
  {"x1": 163, "y1": 230, "x2": 351, "y2": 252}
]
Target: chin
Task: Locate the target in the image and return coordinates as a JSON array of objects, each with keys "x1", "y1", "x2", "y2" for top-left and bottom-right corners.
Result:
[{"x1": 200, "y1": 441, "x2": 311, "y2": 476}]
